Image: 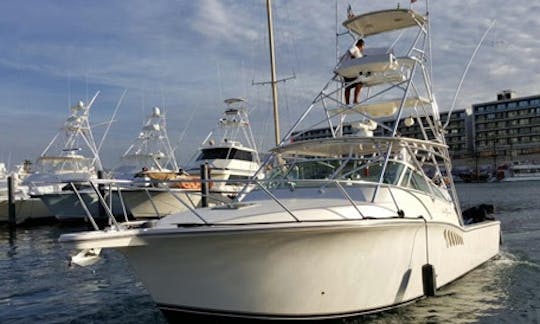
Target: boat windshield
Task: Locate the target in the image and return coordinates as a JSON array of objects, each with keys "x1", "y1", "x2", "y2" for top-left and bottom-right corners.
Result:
[
  {"x1": 196, "y1": 148, "x2": 254, "y2": 162},
  {"x1": 263, "y1": 157, "x2": 448, "y2": 200},
  {"x1": 36, "y1": 157, "x2": 94, "y2": 173},
  {"x1": 268, "y1": 159, "x2": 405, "y2": 186}
]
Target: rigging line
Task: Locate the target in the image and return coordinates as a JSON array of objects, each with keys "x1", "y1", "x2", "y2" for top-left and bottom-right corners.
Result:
[
  {"x1": 98, "y1": 88, "x2": 128, "y2": 153},
  {"x1": 172, "y1": 108, "x2": 196, "y2": 157},
  {"x1": 162, "y1": 110, "x2": 179, "y2": 170},
  {"x1": 444, "y1": 20, "x2": 496, "y2": 129},
  {"x1": 216, "y1": 61, "x2": 224, "y2": 103},
  {"x1": 67, "y1": 73, "x2": 72, "y2": 111},
  {"x1": 281, "y1": 0, "x2": 300, "y2": 76},
  {"x1": 335, "y1": 0, "x2": 338, "y2": 64},
  {"x1": 258, "y1": 90, "x2": 273, "y2": 151},
  {"x1": 160, "y1": 87, "x2": 166, "y2": 111}
]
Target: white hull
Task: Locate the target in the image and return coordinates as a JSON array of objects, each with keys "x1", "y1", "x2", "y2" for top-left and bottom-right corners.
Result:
[
  {"x1": 60, "y1": 184, "x2": 501, "y2": 319},
  {"x1": 89, "y1": 219, "x2": 499, "y2": 319},
  {"x1": 500, "y1": 175, "x2": 540, "y2": 182},
  {"x1": 121, "y1": 189, "x2": 201, "y2": 219},
  {"x1": 39, "y1": 191, "x2": 126, "y2": 221},
  {"x1": 0, "y1": 198, "x2": 52, "y2": 224}
]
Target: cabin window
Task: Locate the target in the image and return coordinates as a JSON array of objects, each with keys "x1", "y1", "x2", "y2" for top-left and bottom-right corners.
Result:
[
  {"x1": 226, "y1": 174, "x2": 250, "y2": 186},
  {"x1": 286, "y1": 160, "x2": 339, "y2": 180},
  {"x1": 410, "y1": 172, "x2": 430, "y2": 193},
  {"x1": 197, "y1": 148, "x2": 254, "y2": 161}
]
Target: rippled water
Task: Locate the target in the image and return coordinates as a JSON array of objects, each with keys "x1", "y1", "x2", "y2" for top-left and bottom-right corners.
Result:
[{"x1": 1, "y1": 182, "x2": 540, "y2": 323}]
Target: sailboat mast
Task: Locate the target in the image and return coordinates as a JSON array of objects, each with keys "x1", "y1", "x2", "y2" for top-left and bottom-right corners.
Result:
[{"x1": 266, "y1": 0, "x2": 280, "y2": 146}]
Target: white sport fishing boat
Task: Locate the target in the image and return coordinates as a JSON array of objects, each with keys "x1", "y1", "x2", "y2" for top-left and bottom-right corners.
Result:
[
  {"x1": 24, "y1": 93, "x2": 104, "y2": 221},
  {"x1": 185, "y1": 97, "x2": 262, "y2": 203},
  {"x1": 0, "y1": 162, "x2": 51, "y2": 224},
  {"x1": 114, "y1": 106, "x2": 201, "y2": 218},
  {"x1": 60, "y1": 3, "x2": 500, "y2": 320}
]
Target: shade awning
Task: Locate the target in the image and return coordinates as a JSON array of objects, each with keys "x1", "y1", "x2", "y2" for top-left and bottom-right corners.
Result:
[{"x1": 343, "y1": 9, "x2": 426, "y2": 37}]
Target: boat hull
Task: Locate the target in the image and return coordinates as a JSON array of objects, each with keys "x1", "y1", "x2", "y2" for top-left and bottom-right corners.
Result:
[
  {"x1": 113, "y1": 219, "x2": 500, "y2": 319},
  {"x1": 0, "y1": 198, "x2": 52, "y2": 224},
  {"x1": 39, "y1": 191, "x2": 127, "y2": 221},
  {"x1": 500, "y1": 175, "x2": 540, "y2": 182},
  {"x1": 121, "y1": 189, "x2": 201, "y2": 218}
]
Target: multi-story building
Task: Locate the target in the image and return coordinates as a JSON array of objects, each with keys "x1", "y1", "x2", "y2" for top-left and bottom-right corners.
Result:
[
  {"x1": 376, "y1": 109, "x2": 470, "y2": 160},
  {"x1": 289, "y1": 90, "x2": 540, "y2": 166},
  {"x1": 472, "y1": 90, "x2": 540, "y2": 163}
]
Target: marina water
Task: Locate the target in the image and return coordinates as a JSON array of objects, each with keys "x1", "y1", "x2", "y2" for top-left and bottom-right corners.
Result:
[{"x1": 1, "y1": 182, "x2": 539, "y2": 323}]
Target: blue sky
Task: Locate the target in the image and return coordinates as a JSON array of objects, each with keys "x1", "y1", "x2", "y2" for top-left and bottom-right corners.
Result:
[{"x1": 0, "y1": 0, "x2": 539, "y2": 168}]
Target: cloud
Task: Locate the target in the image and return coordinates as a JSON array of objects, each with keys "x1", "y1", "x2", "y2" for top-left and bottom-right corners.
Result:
[{"x1": 190, "y1": 0, "x2": 259, "y2": 45}]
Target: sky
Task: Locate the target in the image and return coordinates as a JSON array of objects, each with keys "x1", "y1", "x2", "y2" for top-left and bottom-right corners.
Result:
[{"x1": 0, "y1": 0, "x2": 539, "y2": 169}]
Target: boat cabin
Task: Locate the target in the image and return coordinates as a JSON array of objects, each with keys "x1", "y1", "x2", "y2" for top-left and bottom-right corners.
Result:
[{"x1": 34, "y1": 155, "x2": 95, "y2": 174}]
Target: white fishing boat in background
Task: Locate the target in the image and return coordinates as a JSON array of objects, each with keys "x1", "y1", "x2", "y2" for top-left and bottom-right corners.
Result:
[
  {"x1": 60, "y1": 2, "x2": 500, "y2": 320},
  {"x1": 113, "y1": 106, "x2": 179, "y2": 180},
  {"x1": 24, "y1": 92, "x2": 104, "y2": 221},
  {"x1": 0, "y1": 162, "x2": 12, "y2": 199},
  {"x1": 114, "y1": 106, "x2": 201, "y2": 218},
  {"x1": 185, "y1": 97, "x2": 263, "y2": 203},
  {"x1": 498, "y1": 162, "x2": 540, "y2": 182},
  {"x1": 0, "y1": 162, "x2": 51, "y2": 224}
]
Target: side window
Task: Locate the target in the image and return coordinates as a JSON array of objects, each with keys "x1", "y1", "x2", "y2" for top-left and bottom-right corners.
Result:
[
  {"x1": 383, "y1": 163, "x2": 404, "y2": 185},
  {"x1": 401, "y1": 169, "x2": 414, "y2": 188},
  {"x1": 410, "y1": 172, "x2": 430, "y2": 193}
]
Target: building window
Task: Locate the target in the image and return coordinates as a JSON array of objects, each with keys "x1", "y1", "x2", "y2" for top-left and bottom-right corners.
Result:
[
  {"x1": 497, "y1": 103, "x2": 506, "y2": 110},
  {"x1": 519, "y1": 100, "x2": 529, "y2": 107},
  {"x1": 508, "y1": 102, "x2": 517, "y2": 108}
]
